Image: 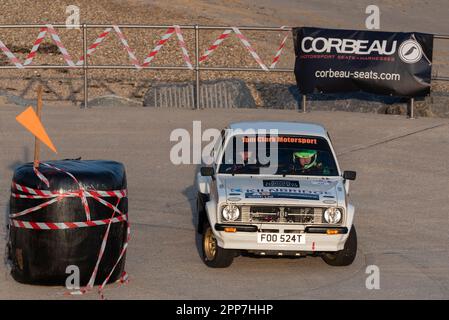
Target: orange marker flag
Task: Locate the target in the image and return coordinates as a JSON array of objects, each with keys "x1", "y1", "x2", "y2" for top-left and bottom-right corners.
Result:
[{"x1": 16, "y1": 106, "x2": 58, "y2": 153}]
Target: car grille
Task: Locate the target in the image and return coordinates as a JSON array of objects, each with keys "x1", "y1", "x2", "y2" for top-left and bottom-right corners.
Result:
[{"x1": 241, "y1": 206, "x2": 324, "y2": 224}]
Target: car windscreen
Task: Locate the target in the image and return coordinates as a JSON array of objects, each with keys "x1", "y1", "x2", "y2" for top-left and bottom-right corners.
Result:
[{"x1": 218, "y1": 134, "x2": 339, "y2": 176}]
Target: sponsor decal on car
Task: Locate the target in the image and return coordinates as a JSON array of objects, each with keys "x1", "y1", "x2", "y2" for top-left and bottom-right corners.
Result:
[
  {"x1": 241, "y1": 136, "x2": 318, "y2": 144},
  {"x1": 245, "y1": 191, "x2": 320, "y2": 200},
  {"x1": 263, "y1": 180, "x2": 300, "y2": 188},
  {"x1": 244, "y1": 187, "x2": 326, "y2": 200}
]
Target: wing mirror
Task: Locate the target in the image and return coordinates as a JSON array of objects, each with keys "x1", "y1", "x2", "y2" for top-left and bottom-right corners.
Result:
[
  {"x1": 343, "y1": 171, "x2": 356, "y2": 181},
  {"x1": 200, "y1": 167, "x2": 214, "y2": 177}
]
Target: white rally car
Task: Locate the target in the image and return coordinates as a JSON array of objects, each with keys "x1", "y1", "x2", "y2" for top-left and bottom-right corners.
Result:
[{"x1": 197, "y1": 121, "x2": 357, "y2": 268}]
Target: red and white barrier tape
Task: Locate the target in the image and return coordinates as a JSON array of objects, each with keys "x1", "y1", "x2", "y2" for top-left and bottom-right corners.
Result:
[
  {"x1": 0, "y1": 39, "x2": 24, "y2": 68},
  {"x1": 33, "y1": 165, "x2": 50, "y2": 187},
  {"x1": 85, "y1": 196, "x2": 120, "y2": 291},
  {"x1": 41, "y1": 163, "x2": 92, "y2": 220},
  {"x1": 10, "y1": 186, "x2": 125, "y2": 219},
  {"x1": 23, "y1": 27, "x2": 48, "y2": 66},
  {"x1": 0, "y1": 24, "x2": 187, "y2": 69},
  {"x1": 10, "y1": 215, "x2": 127, "y2": 230},
  {"x1": 199, "y1": 29, "x2": 232, "y2": 63},
  {"x1": 270, "y1": 27, "x2": 289, "y2": 69},
  {"x1": 231, "y1": 27, "x2": 268, "y2": 71},
  {"x1": 76, "y1": 28, "x2": 112, "y2": 66},
  {"x1": 9, "y1": 162, "x2": 130, "y2": 299},
  {"x1": 173, "y1": 25, "x2": 193, "y2": 70},
  {"x1": 199, "y1": 27, "x2": 290, "y2": 70},
  {"x1": 97, "y1": 224, "x2": 130, "y2": 298},
  {"x1": 74, "y1": 195, "x2": 130, "y2": 298},
  {"x1": 113, "y1": 25, "x2": 142, "y2": 69},
  {"x1": 0, "y1": 25, "x2": 75, "y2": 68},
  {"x1": 46, "y1": 25, "x2": 76, "y2": 67},
  {"x1": 114, "y1": 25, "x2": 193, "y2": 70},
  {"x1": 11, "y1": 181, "x2": 127, "y2": 199},
  {"x1": 0, "y1": 24, "x2": 287, "y2": 70},
  {"x1": 140, "y1": 27, "x2": 176, "y2": 67}
]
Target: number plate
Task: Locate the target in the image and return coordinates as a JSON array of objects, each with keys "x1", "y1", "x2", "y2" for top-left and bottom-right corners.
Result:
[{"x1": 257, "y1": 233, "x2": 305, "y2": 244}]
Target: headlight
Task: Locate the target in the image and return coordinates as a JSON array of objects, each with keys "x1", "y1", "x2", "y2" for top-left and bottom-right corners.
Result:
[
  {"x1": 324, "y1": 208, "x2": 342, "y2": 224},
  {"x1": 222, "y1": 205, "x2": 240, "y2": 221}
]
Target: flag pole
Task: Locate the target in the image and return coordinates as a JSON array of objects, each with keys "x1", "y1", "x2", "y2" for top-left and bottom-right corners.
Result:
[{"x1": 33, "y1": 85, "x2": 43, "y2": 169}]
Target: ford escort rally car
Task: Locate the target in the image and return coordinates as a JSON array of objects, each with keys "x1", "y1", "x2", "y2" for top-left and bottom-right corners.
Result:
[{"x1": 196, "y1": 121, "x2": 357, "y2": 268}]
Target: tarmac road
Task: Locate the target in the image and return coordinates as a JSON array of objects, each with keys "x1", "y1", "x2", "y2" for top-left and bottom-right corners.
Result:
[{"x1": 0, "y1": 104, "x2": 448, "y2": 299}]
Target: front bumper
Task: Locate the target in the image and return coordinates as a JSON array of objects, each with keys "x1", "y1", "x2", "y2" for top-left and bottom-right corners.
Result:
[{"x1": 213, "y1": 223, "x2": 350, "y2": 252}]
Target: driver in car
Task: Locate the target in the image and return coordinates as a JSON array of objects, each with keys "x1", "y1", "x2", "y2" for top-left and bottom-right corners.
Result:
[{"x1": 291, "y1": 149, "x2": 326, "y2": 175}]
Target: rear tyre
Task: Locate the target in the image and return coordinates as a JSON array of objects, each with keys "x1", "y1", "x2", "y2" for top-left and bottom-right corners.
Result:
[
  {"x1": 202, "y1": 221, "x2": 235, "y2": 268},
  {"x1": 322, "y1": 225, "x2": 357, "y2": 266}
]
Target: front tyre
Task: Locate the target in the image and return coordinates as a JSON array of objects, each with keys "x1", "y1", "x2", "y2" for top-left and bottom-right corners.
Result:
[
  {"x1": 322, "y1": 225, "x2": 357, "y2": 266},
  {"x1": 202, "y1": 222, "x2": 235, "y2": 268}
]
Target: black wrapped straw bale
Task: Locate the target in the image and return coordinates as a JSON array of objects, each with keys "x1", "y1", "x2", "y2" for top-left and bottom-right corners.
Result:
[{"x1": 8, "y1": 160, "x2": 128, "y2": 286}]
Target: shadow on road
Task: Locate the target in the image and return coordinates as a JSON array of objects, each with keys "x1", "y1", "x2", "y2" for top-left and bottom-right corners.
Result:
[
  {"x1": 181, "y1": 165, "x2": 202, "y2": 259},
  {"x1": 8, "y1": 146, "x2": 30, "y2": 172},
  {"x1": 3, "y1": 146, "x2": 30, "y2": 272}
]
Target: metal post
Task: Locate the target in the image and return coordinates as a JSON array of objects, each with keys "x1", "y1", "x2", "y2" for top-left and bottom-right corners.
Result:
[
  {"x1": 409, "y1": 97, "x2": 415, "y2": 119},
  {"x1": 302, "y1": 94, "x2": 307, "y2": 113},
  {"x1": 194, "y1": 25, "x2": 200, "y2": 110},
  {"x1": 83, "y1": 23, "x2": 88, "y2": 108}
]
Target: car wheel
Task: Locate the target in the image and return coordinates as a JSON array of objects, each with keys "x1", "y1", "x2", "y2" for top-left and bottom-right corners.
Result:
[
  {"x1": 322, "y1": 225, "x2": 357, "y2": 266},
  {"x1": 202, "y1": 221, "x2": 235, "y2": 268}
]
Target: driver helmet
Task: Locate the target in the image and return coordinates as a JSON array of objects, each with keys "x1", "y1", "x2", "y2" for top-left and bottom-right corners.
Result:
[{"x1": 293, "y1": 150, "x2": 317, "y2": 169}]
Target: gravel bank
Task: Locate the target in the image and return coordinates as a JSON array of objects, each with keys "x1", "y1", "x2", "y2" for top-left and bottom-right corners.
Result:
[{"x1": 0, "y1": 0, "x2": 447, "y2": 107}]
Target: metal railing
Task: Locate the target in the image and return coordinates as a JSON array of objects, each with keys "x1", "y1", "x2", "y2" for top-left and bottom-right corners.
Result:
[{"x1": 0, "y1": 24, "x2": 448, "y2": 114}]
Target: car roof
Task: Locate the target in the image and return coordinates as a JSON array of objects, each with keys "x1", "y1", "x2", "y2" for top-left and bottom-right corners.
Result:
[{"x1": 228, "y1": 121, "x2": 328, "y2": 137}]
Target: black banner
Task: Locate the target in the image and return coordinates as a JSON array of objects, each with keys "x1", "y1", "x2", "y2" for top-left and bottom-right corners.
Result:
[{"x1": 293, "y1": 27, "x2": 433, "y2": 97}]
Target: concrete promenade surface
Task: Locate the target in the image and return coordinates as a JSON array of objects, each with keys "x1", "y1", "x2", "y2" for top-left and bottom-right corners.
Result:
[{"x1": 0, "y1": 104, "x2": 448, "y2": 299}]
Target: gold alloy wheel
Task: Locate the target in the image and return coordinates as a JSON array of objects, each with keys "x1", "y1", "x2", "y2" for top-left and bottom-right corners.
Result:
[{"x1": 204, "y1": 227, "x2": 217, "y2": 261}]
